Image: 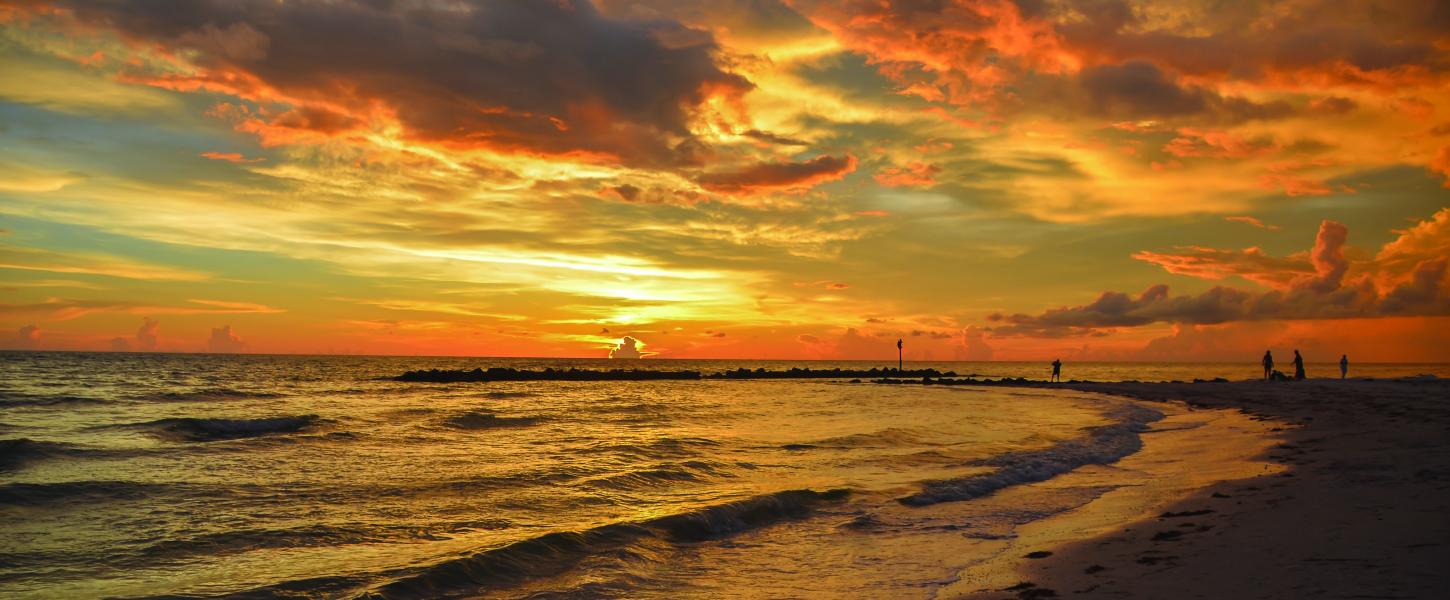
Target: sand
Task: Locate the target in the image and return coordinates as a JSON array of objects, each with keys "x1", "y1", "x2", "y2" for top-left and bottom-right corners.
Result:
[{"x1": 947, "y1": 377, "x2": 1450, "y2": 599}]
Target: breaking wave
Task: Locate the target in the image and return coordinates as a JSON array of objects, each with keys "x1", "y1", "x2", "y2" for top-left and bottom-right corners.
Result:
[
  {"x1": 0, "y1": 391, "x2": 112, "y2": 407},
  {"x1": 0, "y1": 480, "x2": 181, "y2": 506},
  {"x1": 121, "y1": 415, "x2": 323, "y2": 442},
  {"x1": 439, "y1": 410, "x2": 543, "y2": 430},
  {"x1": 127, "y1": 388, "x2": 287, "y2": 403},
  {"x1": 359, "y1": 488, "x2": 849, "y2": 599},
  {"x1": 582, "y1": 460, "x2": 728, "y2": 491},
  {"x1": 898, "y1": 404, "x2": 1164, "y2": 506},
  {"x1": 0, "y1": 438, "x2": 92, "y2": 471}
]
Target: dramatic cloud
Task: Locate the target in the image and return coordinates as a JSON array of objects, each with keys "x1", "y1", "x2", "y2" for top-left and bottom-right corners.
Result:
[
  {"x1": 206, "y1": 325, "x2": 245, "y2": 353},
  {"x1": 21, "y1": 0, "x2": 752, "y2": 165}
]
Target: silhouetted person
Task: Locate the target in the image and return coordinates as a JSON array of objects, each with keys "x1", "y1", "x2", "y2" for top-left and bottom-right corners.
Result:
[
  {"x1": 1262, "y1": 350, "x2": 1274, "y2": 381},
  {"x1": 897, "y1": 338, "x2": 903, "y2": 372},
  {"x1": 1050, "y1": 358, "x2": 1062, "y2": 382},
  {"x1": 1293, "y1": 350, "x2": 1305, "y2": 381},
  {"x1": 1340, "y1": 354, "x2": 1348, "y2": 379}
]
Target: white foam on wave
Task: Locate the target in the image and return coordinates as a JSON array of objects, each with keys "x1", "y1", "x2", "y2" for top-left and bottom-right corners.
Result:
[{"x1": 899, "y1": 403, "x2": 1164, "y2": 506}]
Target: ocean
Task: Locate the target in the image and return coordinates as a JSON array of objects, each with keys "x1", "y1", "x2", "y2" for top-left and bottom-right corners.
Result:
[{"x1": 3, "y1": 353, "x2": 1446, "y2": 599}]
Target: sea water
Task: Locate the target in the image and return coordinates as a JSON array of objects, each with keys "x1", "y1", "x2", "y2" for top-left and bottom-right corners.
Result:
[{"x1": 2, "y1": 353, "x2": 1445, "y2": 598}]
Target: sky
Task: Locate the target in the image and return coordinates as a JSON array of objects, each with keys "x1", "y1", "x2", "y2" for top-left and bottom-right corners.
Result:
[{"x1": 1, "y1": 0, "x2": 1448, "y2": 361}]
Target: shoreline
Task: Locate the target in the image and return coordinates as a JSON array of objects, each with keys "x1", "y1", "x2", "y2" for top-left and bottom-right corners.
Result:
[{"x1": 945, "y1": 378, "x2": 1450, "y2": 599}]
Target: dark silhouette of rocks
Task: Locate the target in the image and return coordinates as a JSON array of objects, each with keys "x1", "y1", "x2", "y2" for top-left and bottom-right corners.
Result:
[
  {"x1": 393, "y1": 366, "x2": 956, "y2": 383},
  {"x1": 395, "y1": 367, "x2": 701, "y2": 382},
  {"x1": 710, "y1": 367, "x2": 955, "y2": 380}
]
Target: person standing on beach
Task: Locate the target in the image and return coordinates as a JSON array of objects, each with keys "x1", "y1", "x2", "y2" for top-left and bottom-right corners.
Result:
[
  {"x1": 1263, "y1": 350, "x2": 1274, "y2": 381},
  {"x1": 1050, "y1": 359, "x2": 1062, "y2": 382},
  {"x1": 1293, "y1": 350, "x2": 1306, "y2": 381},
  {"x1": 1340, "y1": 354, "x2": 1349, "y2": 379}
]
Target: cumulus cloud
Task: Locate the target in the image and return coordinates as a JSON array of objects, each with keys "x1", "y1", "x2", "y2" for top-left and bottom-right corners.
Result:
[
  {"x1": 992, "y1": 214, "x2": 1450, "y2": 337},
  {"x1": 136, "y1": 317, "x2": 159, "y2": 350},
  {"x1": 207, "y1": 325, "x2": 246, "y2": 353},
  {"x1": 609, "y1": 335, "x2": 645, "y2": 359},
  {"x1": 109, "y1": 336, "x2": 131, "y2": 351},
  {"x1": 1432, "y1": 145, "x2": 1450, "y2": 187},
  {"x1": 1376, "y1": 208, "x2": 1450, "y2": 276},
  {"x1": 956, "y1": 325, "x2": 994, "y2": 361},
  {"x1": 1294, "y1": 220, "x2": 1350, "y2": 293},
  {"x1": 15, "y1": 324, "x2": 41, "y2": 349}
]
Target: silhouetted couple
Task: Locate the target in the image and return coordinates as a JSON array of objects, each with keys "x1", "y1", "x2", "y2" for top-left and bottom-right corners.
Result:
[
  {"x1": 1050, "y1": 358, "x2": 1062, "y2": 382},
  {"x1": 1263, "y1": 350, "x2": 1308, "y2": 381}
]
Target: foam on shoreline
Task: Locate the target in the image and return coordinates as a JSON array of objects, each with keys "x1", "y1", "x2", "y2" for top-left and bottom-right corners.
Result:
[{"x1": 938, "y1": 396, "x2": 1285, "y2": 597}]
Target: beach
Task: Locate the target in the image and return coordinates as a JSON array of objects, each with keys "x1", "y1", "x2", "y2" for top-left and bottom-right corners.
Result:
[{"x1": 943, "y1": 378, "x2": 1450, "y2": 599}]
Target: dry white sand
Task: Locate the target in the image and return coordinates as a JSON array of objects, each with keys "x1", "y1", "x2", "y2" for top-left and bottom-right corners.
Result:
[{"x1": 944, "y1": 378, "x2": 1450, "y2": 599}]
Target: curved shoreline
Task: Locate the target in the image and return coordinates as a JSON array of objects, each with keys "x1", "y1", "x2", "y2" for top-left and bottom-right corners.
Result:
[{"x1": 946, "y1": 379, "x2": 1450, "y2": 599}]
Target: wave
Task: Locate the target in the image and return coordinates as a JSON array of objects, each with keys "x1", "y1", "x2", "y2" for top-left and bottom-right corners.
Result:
[
  {"x1": 0, "y1": 438, "x2": 91, "y2": 471},
  {"x1": 0, "y1": 480, "x2": 180, "y2": 506},
  {"x1": 197, "y1": 489, "x2": 847, "y2": 599},
  {"x1": 898, "y1": 404, "x2": 1164, "y2": 506},
  {"x1": 361, "y1": 488, "x2": 849, "y2": 599},
  {"x1": 439, "y1": 410, "x2": 543, "y2": 431},
  {"x1": 810, "y1": 427, "x2": 934, "y2": 449},
  {"x1": 482, "y1": 391, "x2": 536, "y2": 399},
  {"x1": 127, "y1": 388, "x2": 286, "y2": 403},
  {"x1": 591, "y1": 436, "x2": 721, "y2": 460},
  {"x1": 0, "y1": 391, "x2": 112, "y2": 407},
  {"x1": 121, "y1": 415, "x2": 322, "y2": 442},
  {"x1": 140, "y1": 524, "x2": 448, "y2": 561},
  {"x1": 582, "y1": 460, "x2": 727, "y2": 491}
]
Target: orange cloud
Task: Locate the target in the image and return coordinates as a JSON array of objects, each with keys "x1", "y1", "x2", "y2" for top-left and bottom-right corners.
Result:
[
  {"x1": 199, "y1": 151, "x2": 263, "y2": 164},
  {"x1": 1432, "y1": 145, "x2": 1450, "y2": 187},
  {"x1": 1162, "y1": 129, "x2": 1275, "y2": 159},
  {"x1": 207, "y1": 324, "x2": 245, "y2": 353},
  {"x1": 994, "y1": 216, "x2": 1450, "y2": 337},
  {"x1": 791, "y1": 0, "x2": 1077, "y2": 108},
  {"x1": 21, "y1": 0, "x2": 754, "y2": 167},
  {"x1": 1258, "y1": 173, "x2": 1334, "y2": 197},
  {"x1": 1225, "y1": 216, "x2": 1280, "y2": 230},
  {"x1": 1132, "y1": 246, "x2": 1310, "y2": 290},
  {"x1": 794, "y1": 280, "x2": 850, "y2": 290},
  {"x1": 697, "y1": 154, "x2": 856, "y2": 194}
]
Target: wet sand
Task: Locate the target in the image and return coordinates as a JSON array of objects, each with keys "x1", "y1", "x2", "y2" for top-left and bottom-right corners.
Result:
[{"x1": 948, "y1": 378, "x2": 1450, "y2": 599}]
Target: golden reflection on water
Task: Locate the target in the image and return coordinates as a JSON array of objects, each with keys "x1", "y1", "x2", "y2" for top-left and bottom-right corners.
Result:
[{"x1": 1, "y1": 354, "x2": 1283, "y2": 599}]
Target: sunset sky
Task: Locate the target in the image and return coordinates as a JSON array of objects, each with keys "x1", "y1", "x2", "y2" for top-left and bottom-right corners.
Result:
[{"x1": 2, "y1": 0, "x2": 1448, "y2": 361}]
